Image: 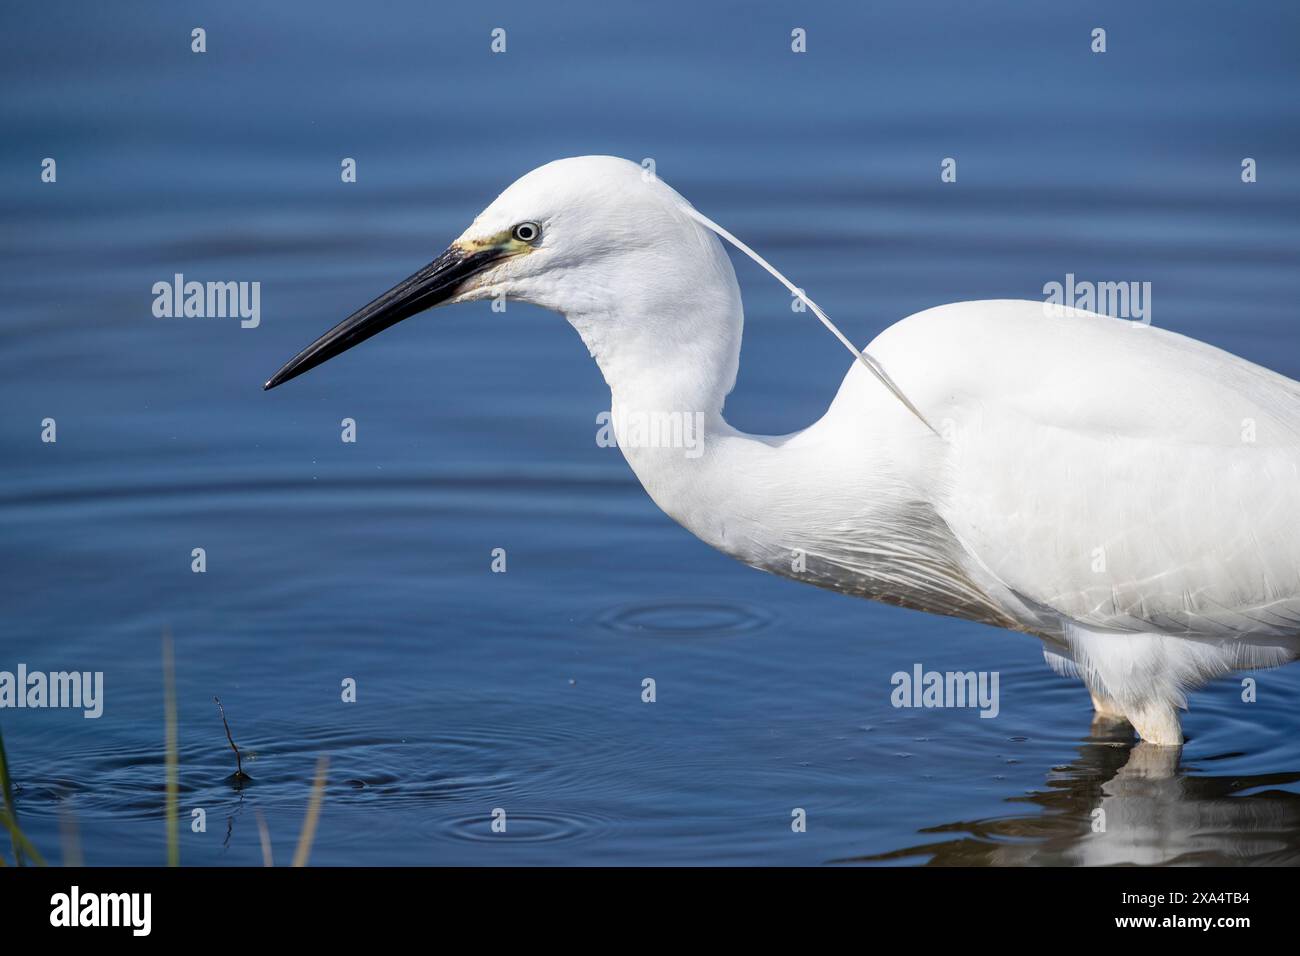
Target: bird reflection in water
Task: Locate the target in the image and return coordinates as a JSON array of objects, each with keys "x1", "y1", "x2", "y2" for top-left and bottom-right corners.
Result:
[{"x1": 838, "y1": 717, "x2": 1300, "y2": 866}]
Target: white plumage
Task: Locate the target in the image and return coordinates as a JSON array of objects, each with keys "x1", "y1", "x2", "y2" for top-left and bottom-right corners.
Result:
[{"x1": 267, "y1": 156, "x2": 1300, "y2": 745}]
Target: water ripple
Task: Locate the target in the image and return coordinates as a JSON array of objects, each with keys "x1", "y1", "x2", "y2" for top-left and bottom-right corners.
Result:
[
  {"x1": 598, "y1": 600, "x2": 775, "y2": 637},
  {"x1": 436, "y1": 808, "x2": 616, "y2": 845}
]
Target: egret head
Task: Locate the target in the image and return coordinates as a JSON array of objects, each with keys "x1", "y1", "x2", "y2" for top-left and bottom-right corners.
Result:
[{"x1": 264, "y1": 156, "x2": 742, "y2": 397}]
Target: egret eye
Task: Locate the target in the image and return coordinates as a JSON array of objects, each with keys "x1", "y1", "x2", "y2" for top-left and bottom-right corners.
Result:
[{"x1": 512, "y1": 221, "x2": 541, "y2": 243}]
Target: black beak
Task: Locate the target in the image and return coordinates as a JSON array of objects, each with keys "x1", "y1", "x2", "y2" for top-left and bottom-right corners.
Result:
[{"x1": 263, "y1": 244, "x2": 501, "y2": 390}]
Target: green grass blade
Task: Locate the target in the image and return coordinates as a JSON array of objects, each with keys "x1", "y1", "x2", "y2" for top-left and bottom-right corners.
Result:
[
  {"x1": 0, "y1": 810, "x2": 47, "y2": 867},
  {"x1": 0, "y1": 727, "x2": 25, "y2": 866},
  {"x1": 163, "y1": 630, "x2": 179, "y2": 867},
  {"x1": 291, "y1": 756, "x2": 329, "y2": 867}
]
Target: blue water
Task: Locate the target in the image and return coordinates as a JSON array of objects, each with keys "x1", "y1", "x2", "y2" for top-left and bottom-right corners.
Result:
[{"x1": 2, "y1": 1, "x2": 1299, "y2": 865}]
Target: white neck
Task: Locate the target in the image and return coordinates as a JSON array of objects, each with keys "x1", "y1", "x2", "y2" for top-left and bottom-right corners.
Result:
[
  {"x1": 565, "y1": 284, "x2": 830, "y2": 570},
  {"x1": 598, "y1": 358, "x2": 1014, "y2": 631},
  {"x1": 559, "y1": 246, "x2": 1011, "y2": 630}
]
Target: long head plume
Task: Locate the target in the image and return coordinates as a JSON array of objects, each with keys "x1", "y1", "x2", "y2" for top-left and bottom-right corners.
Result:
[{"x1": 678, "y1": 203, "x2": 938, "y2": 436}]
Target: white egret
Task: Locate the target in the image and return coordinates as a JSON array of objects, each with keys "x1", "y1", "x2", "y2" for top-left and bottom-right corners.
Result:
[{"x1": 266, "y1": 156, "x2": 1300, "y2": 745}]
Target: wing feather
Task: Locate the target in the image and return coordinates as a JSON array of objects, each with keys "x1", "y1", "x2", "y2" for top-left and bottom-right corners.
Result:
[{"x1": 865, "y1": 300, "x2": 1300, "y2": 642}]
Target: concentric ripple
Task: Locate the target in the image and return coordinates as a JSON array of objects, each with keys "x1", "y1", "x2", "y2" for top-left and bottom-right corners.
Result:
[
  {"x1": 436, "y1": 808, "x2": 617, "y2": 845},
  {"x1": 598, "y1": 599, "x2": 774, "y2": 636}
]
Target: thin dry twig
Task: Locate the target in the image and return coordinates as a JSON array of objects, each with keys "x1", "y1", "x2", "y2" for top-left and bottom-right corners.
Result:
[{"x1": 213, "y1": 696, "x2": 251, "y2": 781}]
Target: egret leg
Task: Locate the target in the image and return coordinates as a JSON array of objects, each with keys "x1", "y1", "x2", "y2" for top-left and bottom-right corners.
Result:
[
  {"x1": 1124, "y1": 700, "x2": 1183, "y2": 747},
  {"x1": 1087, "y1": 685, "x2": 1126, "y2": 718},
  {"x1": 1060, "y1": 621, "x2": 1196, "y2": 745}
]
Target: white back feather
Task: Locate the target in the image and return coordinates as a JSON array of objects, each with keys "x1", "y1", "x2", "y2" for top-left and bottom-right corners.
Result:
[{"x1": 677, "y1": 203, "x2": 938, "y2": 435}]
